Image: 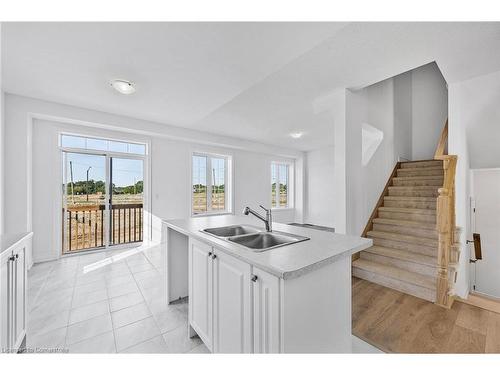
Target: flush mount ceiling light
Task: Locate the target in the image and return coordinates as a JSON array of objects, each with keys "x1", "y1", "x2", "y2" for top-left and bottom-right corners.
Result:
[
  {"x1": 110, "y1": 79, "x2": 136, "y2": 95},
  {"x1": 290, "y1": 132, "x2": 304, "y2": 139}
]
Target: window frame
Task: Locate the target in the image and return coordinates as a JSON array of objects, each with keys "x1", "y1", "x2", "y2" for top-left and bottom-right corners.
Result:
[
  {"x1": 271, "y1": 161, "x2": 294, "y2": 210},
  {"x1": 191, "y1": 151, "x2": 233, "y2": 217}
]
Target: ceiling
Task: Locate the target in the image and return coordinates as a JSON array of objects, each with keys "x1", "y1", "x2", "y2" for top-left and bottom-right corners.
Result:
[{"x1": 3, "y1": 22, "x2": 500, "y2": 151}]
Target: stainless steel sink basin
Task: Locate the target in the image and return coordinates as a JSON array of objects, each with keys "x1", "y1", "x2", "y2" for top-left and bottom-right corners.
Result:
[
  {"x1": 202, "y1": 225, "x2": 260, "y2": 238},
  {"x1": 227, "y1": 231, "x2": 309, "y2": 252}
]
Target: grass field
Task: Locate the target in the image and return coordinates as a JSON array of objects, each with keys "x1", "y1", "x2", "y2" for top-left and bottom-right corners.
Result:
[{"x1": 63, "y1": 193, "x2": 143, "y2": 253}]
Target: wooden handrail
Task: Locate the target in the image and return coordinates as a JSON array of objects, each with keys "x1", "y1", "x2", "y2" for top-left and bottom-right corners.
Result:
[
  {"x1": 434, "y1": 118, "x2": 448, "y2": 158},
  {"x1": 434, "y1": 154, "x2": 457, "y2": 308}
]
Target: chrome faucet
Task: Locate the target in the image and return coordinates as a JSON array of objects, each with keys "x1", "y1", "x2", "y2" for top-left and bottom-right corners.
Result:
[{"x1": 243, "y1": 205, "x2": 273, "y2": 232}]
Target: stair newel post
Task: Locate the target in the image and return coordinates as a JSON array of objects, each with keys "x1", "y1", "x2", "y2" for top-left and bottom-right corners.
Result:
[
  {"x1": 436, "y1": 186, "x2": 451, "y2": 307},
  {"x1": 434, "y1": 155, "x2": 457, "y2": 308}
]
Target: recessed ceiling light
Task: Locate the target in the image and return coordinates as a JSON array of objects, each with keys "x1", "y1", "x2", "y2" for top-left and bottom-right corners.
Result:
[
  {"x1": 110, "y1": 79, "x2": 136, "y2": 95},
  {"x1": 290, "y1": 132, "x2": 304, "y2": 139}
]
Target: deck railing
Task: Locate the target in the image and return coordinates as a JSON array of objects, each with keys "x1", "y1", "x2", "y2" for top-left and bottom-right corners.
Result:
[{"x1": 63, "y1": 203, "x2": 143, "y2": 252}]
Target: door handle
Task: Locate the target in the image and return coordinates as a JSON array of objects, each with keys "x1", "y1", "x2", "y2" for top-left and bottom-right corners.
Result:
[
  {"x1": 208, "y1": 251, "x2": 212, "y2": 257},
  {"x1": 251, "y1": 275, "x2": 258, "y2": 282},
  {"x1": 211, "y1": 254, "x2": 217, "y2": 260}
]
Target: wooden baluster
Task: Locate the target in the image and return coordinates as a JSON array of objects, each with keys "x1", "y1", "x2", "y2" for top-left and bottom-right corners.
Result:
[
  {"x1": 128, "y1": 207, "x2": 131, "y2": 243},
  {"x1": 69, "y1": 210, "x2": 72, "y2": 252},
  {"x1": 118, "y1": 208, "x2": 121, "y2": 244}
]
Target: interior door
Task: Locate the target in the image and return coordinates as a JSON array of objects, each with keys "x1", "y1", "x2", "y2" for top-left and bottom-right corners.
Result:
[
  {"x1": 109, "y1": 157, "x2": 144, "y2": 246},
  {"x1": 471, "y1": 169, "x2": 500, "y2": 298},
  {"x1": 0, "y1": 251, "x2": 11, "y2": 349}
]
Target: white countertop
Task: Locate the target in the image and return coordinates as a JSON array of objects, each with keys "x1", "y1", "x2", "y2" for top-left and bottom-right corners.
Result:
[
  {"x1": 163, "y1": 215, "x2": 372, "y2": 279},
  {"x1": 0, "y1": 232, "x2": 33, "y2": 256}
]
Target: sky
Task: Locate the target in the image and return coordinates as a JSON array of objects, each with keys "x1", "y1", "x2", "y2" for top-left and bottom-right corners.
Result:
[{"x1": 65, "y1": 152, "x2": 143, "y2": 188}]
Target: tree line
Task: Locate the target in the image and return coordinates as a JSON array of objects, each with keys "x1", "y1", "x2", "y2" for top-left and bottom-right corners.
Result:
[{"x1": 66, "y1": 180, "x2": 143, "y2": 195}]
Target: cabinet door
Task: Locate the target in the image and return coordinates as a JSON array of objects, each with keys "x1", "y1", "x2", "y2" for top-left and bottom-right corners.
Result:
[
  {"x1": 188, "y1": 238, "x2": 213, "y2": 351},
  {"x1": 14, "y1": 246, "x2": 27, "y2": 348},
  {"x1": 0, "y1": 252, "x2": 12, "y2": 350},
  {"x1": 213, "y1": 249, "x2": 252, "y2": 353},
  {"x1": 253, "y1": 267, "x2": 281, "y2": 353}
]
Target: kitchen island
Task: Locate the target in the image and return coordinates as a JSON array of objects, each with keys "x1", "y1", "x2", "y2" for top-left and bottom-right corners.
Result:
[{"x1": 162, "y1": 215, "x2": 371, "y2": 353}]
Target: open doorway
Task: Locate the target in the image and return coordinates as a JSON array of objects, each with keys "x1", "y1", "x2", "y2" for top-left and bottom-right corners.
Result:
[
  {"x1": 61, "y1": 134, "x2": 146, "y2": 254},
  {"x1": 470, "y1": 168, "x2": 500, "y2": 299}
]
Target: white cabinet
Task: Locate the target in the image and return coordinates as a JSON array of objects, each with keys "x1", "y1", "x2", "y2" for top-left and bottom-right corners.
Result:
[
  {"x1": 188, "y1": 238, "x2": 213, "y2": 351},
  {"x1": 213, "y1": 249, "x2": 252, "y2": 353},
  {"x1": 0, "y1": 234, "x2": 30, "y2": 353},
  {"x1": 252, "y1": 267, "x2": 281, "y2": 353},
  {"x1": 188, "y1": 237, "x2": 279, "y2": 353}
]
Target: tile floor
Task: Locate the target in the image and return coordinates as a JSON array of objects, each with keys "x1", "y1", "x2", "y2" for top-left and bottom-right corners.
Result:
[
  {"x1": 26, "y1": 243, "x2": 208, "y2": 353},
  {"x1": 26, "y1": 243, "x2": 379, "y2": 354}
]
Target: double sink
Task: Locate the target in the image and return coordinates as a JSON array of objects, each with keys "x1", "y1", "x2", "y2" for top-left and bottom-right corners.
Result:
[{"x1": 201, "y1": 225, "x2": 310, "y2": 252}]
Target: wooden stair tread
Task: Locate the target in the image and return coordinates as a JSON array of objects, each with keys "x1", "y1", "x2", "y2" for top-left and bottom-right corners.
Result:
[
  {"x1": 378, "y1": 206, "x2": 436, "y2": 215},
  {"x1": 397, "y1": 166, "x2": 443, "y2": 172},
  {"x1": 393, "y1": 176, "x2": 443, "y2": 181},
  {"x1": 372, "y1": 217, "x2": 436, "y2": 230},
  {"x1": 363, "y1": 246, "x2": 437, "y2": 266},
  {"x1": 400, "y1": 160, "x2": 443, "y2": 169},
  {"x1": 367, "y1": 230, "x2": 438, "y2": 247},
  {"x1": 389, "y1": 186, "x2": 440, "y2": 190},
  {"x1": 353, "y1": 258, "x2": 436, "y2": 290},
  {"x1": 384, "y1": 196, "x2": 436, "y2": 202}
]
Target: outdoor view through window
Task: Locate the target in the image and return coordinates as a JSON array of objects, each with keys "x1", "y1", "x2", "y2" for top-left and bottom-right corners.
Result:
[
  {"x1": 61, "y1": 135, "x2": 145, "y2": 253},
  {"x1": 192, "y1": 154, "x2": 227, "y2": 215},
  {"x1": 271, "y1": 162, "x2": 289, "y2": 208}
]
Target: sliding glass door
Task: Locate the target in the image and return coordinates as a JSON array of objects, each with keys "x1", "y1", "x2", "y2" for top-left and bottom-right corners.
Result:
[
  {"x1": 62, "y1": 152, "x2": 144, "y2": 254},
  {"x1": 62, "y1": 152, "x2": 107, "y2": 253},
  {"x1": 109, "y1": 157, "x2": 144, "y2": 246}
]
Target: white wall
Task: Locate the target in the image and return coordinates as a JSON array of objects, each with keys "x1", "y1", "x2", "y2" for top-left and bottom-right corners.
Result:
[
  {"x1": 0, "y1": 23, "x2": 4, "y2": 235},
  {"x1": 4, "y1": 94, "x2": 302, "y2": 263},
  {"x1": 448, "y1": 82, "x2": 471, "y2": 299},
  {"x1": 411, "y1": 62, "x2": 449, "y2": 160},
  {"x1": 305, "y1": 146, "x2": 335, "y2": 228},
  {"x1": 453, "y1": 69, "x2": 500, "y2": 169}
]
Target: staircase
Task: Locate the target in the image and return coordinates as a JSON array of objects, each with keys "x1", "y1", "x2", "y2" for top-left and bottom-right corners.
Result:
[{"x1": 352, "y1": 160, "x2": 444, "y2": 302}]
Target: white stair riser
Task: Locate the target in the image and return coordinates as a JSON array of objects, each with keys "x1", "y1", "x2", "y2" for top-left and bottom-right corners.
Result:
[
  {"x1": 397, "y1": 169, "x2": 444, "y2": 177},
  {"x1": 388, "y1": 188, "x2": 439, "y2": 198},
  {"x1": 372, "y1": 238, "x2": 436, "y2": 257},
  {"x1": 373, "y1": 223, "x2": 438, "y2": 239},
  {"x1": 352, "y1": 267, "x2": 436, "y2": 302},
  {"x1": 378, "y1": 211, "x2": 436, "y2": 223},
  {"x1": 383, "y1": 199, "x2": 436, "y2": 210},
  {"x1": 360, "y1": 251, "x2": 437, "y2": 277}
]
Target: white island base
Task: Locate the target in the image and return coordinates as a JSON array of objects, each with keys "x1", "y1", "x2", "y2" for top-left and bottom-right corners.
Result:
[{"x1": 163, "y1": 216, "x2": 371, "y2": 353}]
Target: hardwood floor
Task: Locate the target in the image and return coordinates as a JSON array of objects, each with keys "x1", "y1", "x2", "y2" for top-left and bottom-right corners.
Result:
[{"x1": 352, "y1": 277, "x2": 500, "y2": 353}]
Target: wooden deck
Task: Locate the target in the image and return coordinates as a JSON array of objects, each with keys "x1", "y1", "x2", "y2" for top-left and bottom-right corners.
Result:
[{"x1": 352, "y1": 277, "x2": 500, "y2": 353}]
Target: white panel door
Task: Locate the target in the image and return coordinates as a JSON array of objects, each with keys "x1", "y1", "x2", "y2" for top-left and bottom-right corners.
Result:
[
  {"x1": 213, "y1": 249, "x2": 252, "y2": 353},
  {"x1": 14, "y1": 246, "x2": 26, "y2": 348},
  {"x1": 471, "y1": 169, "x2": 500, "y2": 297},
  {"x1": 252, "y1": 267, "x2": 281, "y2": 353},
  {"x1": 189, "y1": 238, "x2": 213, "y2": 351}
]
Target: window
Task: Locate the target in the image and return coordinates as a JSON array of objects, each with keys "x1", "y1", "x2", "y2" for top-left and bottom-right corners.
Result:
[
  {"x1": 61, "y1": 134, "x2": 146, "y2": 155},
  {"x1": 271, "y1": 162, "x2": 290, "y2": 208},
  {"x1": 192, "y1": 153, "x2": 230, "y2": 215}
]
